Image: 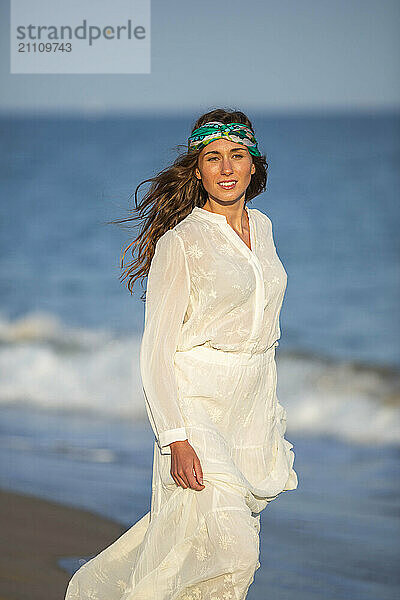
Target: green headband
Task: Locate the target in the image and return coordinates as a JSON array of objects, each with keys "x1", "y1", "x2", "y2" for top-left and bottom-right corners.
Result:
[{"x1": 188, "y1": 121, "x2": 261, "y2": 157}]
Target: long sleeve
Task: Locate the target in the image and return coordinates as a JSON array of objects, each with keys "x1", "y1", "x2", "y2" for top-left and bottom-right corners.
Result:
[{"x1": 139, "y1": 229, "x2": 190, "y2": 455}]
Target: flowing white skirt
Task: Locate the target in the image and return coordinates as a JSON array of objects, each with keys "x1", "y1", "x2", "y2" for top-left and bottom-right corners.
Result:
[{"x1": 65, "y1": 343, "x2": 298, "y2": 600}]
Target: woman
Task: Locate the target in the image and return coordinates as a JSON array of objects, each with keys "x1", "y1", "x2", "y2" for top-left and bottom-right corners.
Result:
[{"x1": 65, "y1": 109, "x2": 298, "y2": 600}]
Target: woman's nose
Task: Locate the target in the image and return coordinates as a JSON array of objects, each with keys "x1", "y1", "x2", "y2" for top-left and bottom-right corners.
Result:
[{"x1": 221, "y1": 159, "x2": 234, "y2": 174}]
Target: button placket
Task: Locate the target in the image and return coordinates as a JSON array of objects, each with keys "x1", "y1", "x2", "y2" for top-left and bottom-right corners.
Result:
[{"x1": 220, "y1": 210, "x2": 265, "y2": 350}]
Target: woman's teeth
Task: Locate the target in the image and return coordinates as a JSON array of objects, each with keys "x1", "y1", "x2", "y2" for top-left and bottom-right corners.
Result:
[{"x1": 218, "y1": 181, "x2": 237, "y2": 189}]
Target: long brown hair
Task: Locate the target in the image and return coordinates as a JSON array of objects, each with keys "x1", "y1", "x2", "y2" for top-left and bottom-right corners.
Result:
[{"x1": 113, "y1": 108, "x2": 268, "y2": 300}]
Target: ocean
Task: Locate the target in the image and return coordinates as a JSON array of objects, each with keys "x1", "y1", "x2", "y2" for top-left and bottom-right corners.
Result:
[{"x1": 0, "y1": 112, "x2": 399, "y2": 599}]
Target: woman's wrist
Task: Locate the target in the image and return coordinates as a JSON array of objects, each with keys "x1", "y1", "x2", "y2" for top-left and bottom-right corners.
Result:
[{"x1": 169, "y1": 439, "x2": 189, "y2": 448}]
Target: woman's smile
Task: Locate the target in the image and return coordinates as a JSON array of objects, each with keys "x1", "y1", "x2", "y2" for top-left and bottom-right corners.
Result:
[{"x1": 217, "y1": 180, "x2": 237, "y2": 190}]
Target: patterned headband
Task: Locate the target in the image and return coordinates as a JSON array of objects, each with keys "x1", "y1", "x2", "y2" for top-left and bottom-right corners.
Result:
[{"x1": 188, "y1": 121, "x2": 261, "y2": 157}]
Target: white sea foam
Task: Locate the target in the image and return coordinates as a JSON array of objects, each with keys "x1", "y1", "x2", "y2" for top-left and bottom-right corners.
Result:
[{"x1": 0, "y1": 311, "x2": 399, "y2": 446}]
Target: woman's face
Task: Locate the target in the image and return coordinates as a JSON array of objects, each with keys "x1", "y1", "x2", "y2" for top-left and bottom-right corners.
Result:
[{"x1": 194, "y1": 138, "x2": 256, "y2": 205}]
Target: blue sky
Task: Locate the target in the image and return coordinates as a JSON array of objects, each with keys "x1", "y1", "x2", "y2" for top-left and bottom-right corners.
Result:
[{"x1": 2, "y1": 0, "x2": 399, "y2": 115}]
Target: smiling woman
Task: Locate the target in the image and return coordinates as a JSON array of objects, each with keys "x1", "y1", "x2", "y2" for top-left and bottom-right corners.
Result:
[{"x1": 64, "y1": 108, "x2": 298, "y2": 600}]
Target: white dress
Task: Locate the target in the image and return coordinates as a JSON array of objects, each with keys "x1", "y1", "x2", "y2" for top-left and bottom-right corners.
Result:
[{"x1": 65, "y1": 205, "x2": 298, "y2": 600}]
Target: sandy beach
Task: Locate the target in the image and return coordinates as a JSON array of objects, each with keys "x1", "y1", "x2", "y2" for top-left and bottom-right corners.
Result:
[{"x1": 0, "y1": 488, "x2": 125, "y2": 600}]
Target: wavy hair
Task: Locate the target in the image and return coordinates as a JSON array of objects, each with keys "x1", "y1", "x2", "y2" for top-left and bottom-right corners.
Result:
[{"x1": 112, "y1": 108, "x2": 268, "y2": 300}]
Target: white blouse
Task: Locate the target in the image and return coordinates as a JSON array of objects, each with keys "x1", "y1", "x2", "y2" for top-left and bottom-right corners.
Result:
[{"x1": 139, "y1": 205, "x2": 287, "y2": 454}]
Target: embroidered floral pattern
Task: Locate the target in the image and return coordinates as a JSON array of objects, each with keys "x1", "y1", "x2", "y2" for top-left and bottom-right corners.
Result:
[
  {"x1": 218, "y1": 532, "x2": 237, "y2": 550},
  {"x1": 195, "y1": 545, "x2": 210, "y2": 561},
  {"x1": 186, "y1": 241, "x2": 204, "y2": 259},
  {"x1": 208, "y1": 405, "x2": 223, "y2": 423},
  {"x1": 116, "y1": 579, "x2": 128, "y2": 591},
  {"x1": 219, "y1": 242, "x2": 237, "y2": 257}
]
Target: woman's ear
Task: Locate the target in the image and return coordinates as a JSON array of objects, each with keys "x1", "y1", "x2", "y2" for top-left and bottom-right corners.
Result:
[{"x1": 194, "y1": 167, "x2": 201, "y2": 180}]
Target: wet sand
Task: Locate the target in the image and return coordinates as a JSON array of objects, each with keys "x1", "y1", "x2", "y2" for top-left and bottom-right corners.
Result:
[{"x1": 0, "y1": 488, "x2": 125, "y2": 600}]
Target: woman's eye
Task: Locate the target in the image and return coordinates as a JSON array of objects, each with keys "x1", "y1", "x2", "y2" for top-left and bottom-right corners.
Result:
[{"x1": 207, "y1": 154, "x2": 244, "y2": 162}]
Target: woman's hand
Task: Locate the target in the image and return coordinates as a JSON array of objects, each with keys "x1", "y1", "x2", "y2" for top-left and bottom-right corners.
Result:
[{"x1": 169, "y1": 439, "x2": 205, "y2": 490}]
